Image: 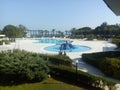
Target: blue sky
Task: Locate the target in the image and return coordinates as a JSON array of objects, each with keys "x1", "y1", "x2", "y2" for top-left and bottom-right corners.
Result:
[{"x1": 0, "y1": 0, "x2": 120, "y2": 31}]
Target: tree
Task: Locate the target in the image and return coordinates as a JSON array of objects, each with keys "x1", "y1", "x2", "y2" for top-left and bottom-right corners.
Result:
[
  {"x1": 0, "y1": 29, "x2": 2, "y2": 34},
  {"x1": 57, "y1": 31, "x2": 61, "y2": 37},
  {"x1": 70, "y1": 28, "x2": 77, "y2": 37},
  {"x1": 0, "y1": 50, "x2": 49, "y2": 83},
  {"x1": 78, "y1": 27, "x2": 92, "y2": 38},
  {"x1": 70, "y1": 27, "x2": 93, "y2": 38},
  {"x1": 47, "y1": 30, "x2": 49, "y2": 37},
  {"x1": 94, "y1": 22, "x2": 120, "y2": 38},
  {"x1": 65, "y1": 30, "x2": 68, "y2": 36},
  {"x1": 51, "y1": 29, "x2": 55, "y2": 36},
  {"x1": 2, "y1": 25, "x2": 21, "y2": 41},
  {"x1": 18, "y1": 24, "x2": 27, "y2": 37},
  {"x1": 44, "y1": 30, "x2": 49, "y2": 37},
  {"x1": 40, "y1": 30, "x2": 44, "y2": 37}
]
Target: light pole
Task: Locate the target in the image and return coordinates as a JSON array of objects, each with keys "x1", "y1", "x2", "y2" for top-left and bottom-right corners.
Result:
[{"x1": 76, "y1": 60, "x2": 79, "y2": 84}]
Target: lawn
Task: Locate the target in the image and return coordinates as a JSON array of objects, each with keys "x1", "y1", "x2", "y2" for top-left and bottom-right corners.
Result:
[{"x1": 0, "y1": 78, "x2": 86, "y2": 90}]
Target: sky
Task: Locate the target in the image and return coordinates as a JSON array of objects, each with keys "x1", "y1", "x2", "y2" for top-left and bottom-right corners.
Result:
[{"x1": 0, "y1": 0, "x2": 120, "y2": 31}]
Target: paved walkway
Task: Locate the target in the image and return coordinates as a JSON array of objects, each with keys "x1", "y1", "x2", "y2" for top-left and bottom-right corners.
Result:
[{"x1": 68, "y1": 55, "x2": 120, "y2": 83}]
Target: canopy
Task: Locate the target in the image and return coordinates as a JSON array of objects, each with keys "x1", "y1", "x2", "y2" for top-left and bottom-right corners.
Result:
[{"x1": 103, "y1": 0, "x2": 120, "y2": 16}]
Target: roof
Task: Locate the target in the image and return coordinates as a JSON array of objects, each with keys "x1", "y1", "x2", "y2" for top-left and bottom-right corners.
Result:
[
  {"x1": 103, "y1": 0, "x2": 120, "y2": 16},
  {"x1": 0, "y1": 35, "x2": 5, "y2": 37}
]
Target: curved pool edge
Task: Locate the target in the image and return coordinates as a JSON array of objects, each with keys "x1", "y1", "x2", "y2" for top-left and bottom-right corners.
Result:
[{"x1": 44, "y1": 45, "x2": 91, "y2": 52}]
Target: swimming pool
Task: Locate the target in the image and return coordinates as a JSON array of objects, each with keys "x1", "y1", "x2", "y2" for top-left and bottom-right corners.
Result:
[
  {"x1": 35, "y1": 38, "x2": 91, "y2": 52},
  {"x1": 35, "y1": 38, "x2": 64, "y2": 45},
  {"x1": 44, "y1": 45, "x2": 91, "y2": 52}
]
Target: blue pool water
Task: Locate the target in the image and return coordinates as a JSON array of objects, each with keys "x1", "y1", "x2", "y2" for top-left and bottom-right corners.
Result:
[
  {"x1": 35, "y1": 38, "x2": 64, "y2": 45},
  {"x1": 35, "y1": 38, "x2": 91, "y2": 52},
  {"x1": 44, "y1": 45, "x2": 91, "y2": 52}
]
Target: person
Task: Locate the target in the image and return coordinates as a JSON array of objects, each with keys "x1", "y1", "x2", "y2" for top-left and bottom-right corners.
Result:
[
  {"x1": 59, "y1": 51, "x2": 62, "y2": 55},
  {"x1": 63, "y1": 51, "x2": 66, "y2": 56}
]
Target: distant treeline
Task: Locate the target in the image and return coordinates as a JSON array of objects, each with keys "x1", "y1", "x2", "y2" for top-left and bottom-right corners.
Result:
[
  {"x1": 70, "y1": 22, "x2": 120, "y2": 39},
  {"x1": 0, "y1": 22, "x2": 120, "y2": 39}
]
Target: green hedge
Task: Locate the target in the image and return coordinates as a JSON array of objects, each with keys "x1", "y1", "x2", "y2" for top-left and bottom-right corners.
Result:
[
  {"x1": 100, "y1": 57, "x2": 120, "y2": 79},
  {"x1": 0, "y1": 40, "x2": 10, "y2": 45},
  {"x1": 38, "y1": 54, "x2": 72, "y2": 67},
  {"x1": 82, "y1": 51, "x2": 120, "y2": 80},
  {"x1": 0, "y1": 50, "x2": 49, "y2": 85},
  {"x1": 2, "y1": 40, "x2": 10, "y2": 44},
  {"x1": 49, "y1": 65, "x2": 115, "y2": 89},
  {"x1": 0, "y1": 50, "x2": 72, "y2": 85},
  {"x1": 112, "y1": 38, "x2": 120, "y2": 48},
  {"x1": 48, "y1": 55, "x2": 72, "y2": 66},
  {"x1": 0, "y1": 41, "x2": 2, "y2": 45}
]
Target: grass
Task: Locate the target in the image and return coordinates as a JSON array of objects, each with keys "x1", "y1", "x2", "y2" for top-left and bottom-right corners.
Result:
[{"x1": 0, "y1": 78, "x2": 87, "y2": 90}]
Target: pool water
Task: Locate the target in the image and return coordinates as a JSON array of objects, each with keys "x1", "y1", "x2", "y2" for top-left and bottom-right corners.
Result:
[
  {"x1": 44, "y1": 45, "x2": 91, "y2": 52},
  {"x1": 35, "y1": 38, "x2": 91, "y2": 52},
  {"x1": 36, "y1": 38, "x2": 64, "y2": 45}
]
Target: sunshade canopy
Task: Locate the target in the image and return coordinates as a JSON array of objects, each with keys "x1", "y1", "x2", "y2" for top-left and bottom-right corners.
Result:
[{"x1": 104, "y1": 0, "x2": 120, "y2": 16}]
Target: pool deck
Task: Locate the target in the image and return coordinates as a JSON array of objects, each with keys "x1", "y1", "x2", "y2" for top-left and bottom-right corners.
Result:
[{"x1": 0, "y1": 38, "x2": 119, "y2": 83}]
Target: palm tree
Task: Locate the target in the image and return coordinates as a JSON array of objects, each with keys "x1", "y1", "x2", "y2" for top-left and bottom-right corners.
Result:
[
  {"x1": 51, "y1": 29, "x2": 55, "y2": 36},
  {"x1": 55, "y1": 31, "x2": 58, "y2": 37},
  {"x1": 70, "y1": 28, "x2": 77, "y2": 37},
  {"x1": 38, "y1": 30, "x2": 41, "y2": 37},
  {"x1": 57, "y1": 31, "x2": 61, "y2": 37},
  {"x1": 44, "y1": 30, "x2": 48, "y2": 37},
  {"x1": 47, "y1": 30, "x2": 49, "y2": 37},
  {"x1": 65, "y1": 30, "x2": 68, "y2": 36},
  {"x1": 40, "y1": 30, "x2": 44, "y2": 37}
]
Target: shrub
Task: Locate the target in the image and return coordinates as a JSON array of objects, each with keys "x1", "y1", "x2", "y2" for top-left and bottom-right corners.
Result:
[
  {"x1": 0, "y1": 50, "x2": 49, "y2": 84},
  {"x1": 82, "y1": 51, "x2": 120, "y2": 80},
  {"x1": 100, "y1": 57, "x2": 120, "y2": 79},
  {"x1": 49, "y1": 65, "x2": 115, "y2": 89},
  {"x1": 38, "y1": 54, "x2": 72, "y2": 67},
  {"x1": 2, "y1": 40, "x2": 10, "y2": 44},
  {"x1": 0, "y1": 40, "x2": 10, "y2": 45},
  {"x1": 48, "y1": 55, "x2": 72, "y2": 66},
  {"x1": 112, "y1": 38, "x2": 120, "y2": 48},
  {"x1": 0, "y1": 40, "x2": 2, "y2": 45}
]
